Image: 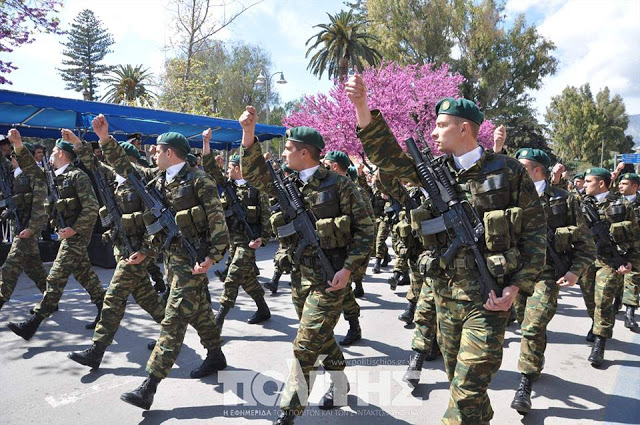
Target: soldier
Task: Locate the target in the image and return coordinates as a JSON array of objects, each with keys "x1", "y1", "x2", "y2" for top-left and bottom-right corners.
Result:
[
  {"x1": 510, "y1": 148, "x2": 595, "y2": 414},
  {"x1": 370, "y1": 181, "x2": 392, "y2": 274},
  {"x1": 0, "y1": 136, "x2": 49, "y2": 312},
  {"x1": 66, "y1": 134, "x2": 167, "y2": 370},
  {"x1": 347, "y1": 74, "x2": 546, "y2": 424},
  {"x1": 92, "y1": 115, "x2": 229, "y2": 410},
  {"x1": 201, "y1": 130, "x2": 272, "y2": 326},
  {"x1": 386, "y1": 195, "x2": 411, "y2": 289},
  {"x1": 616, "y1": 172, "x2": 640, "y2": 329},
  {"x1": 580, "y1": 167, "x2": 639, "y2": 367},
  {"x1": 7, "y1": 131, "x2": 106, "y2": 340},
  {"x1": 238, "y1": 106, "x2": 374, "y2": 425}
]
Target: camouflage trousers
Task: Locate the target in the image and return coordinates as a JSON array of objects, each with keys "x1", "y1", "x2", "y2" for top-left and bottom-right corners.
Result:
[
  {"x1": 392, "y1": 233, "x2": 409, "y2": 274},
  {"x1": 0, "y1": 236, "x2": 47, "y2": 303},
  {"x1": 593, "y1": 264, "x2": 624, "y2": 339},
  {"x1": 623, "y1": 270, "x2": 640, "y2": 307},
  {"x1": 146, "y1": 250, "x2": 222, "y2": 379},
  {"x1": 412, "y1": 277, "x2": 437, "y2": 353},
  {"x1": 342, "y1": 252, "x2": 372, "y2": 321},
  {"x1": 406, "y1": 258, "x2": 423, "y2": 304},
  {"x1": 374, "y1": 219, "x2": 390, "y2": 259},
  {"x1": 34, "y1": 235, "x2": 105, "y2": 317},
  {"x1": 282, "y1": 260, "x2": 346, "y2": 414},
  {"x1": 433, "y1": 284, "x2": 509, "y2": 425},
  {"x1": 219, "y1": 243, "x2": 264, "y2": 307},
  {"x1": 93, "y1": 255, "x2": 166, "y2": 346},
  {"x1": 514, "y1": 270, "x2": 559, "y2": 378},
  {"x1": 580, "y1": 264, "x2": 597, "y2": 320},
  {"x1": 147, "y1": 261, "x2": 164, "y2": 284}
]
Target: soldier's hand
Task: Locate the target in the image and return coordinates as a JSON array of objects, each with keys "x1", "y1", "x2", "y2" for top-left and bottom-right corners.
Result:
[
  {"x1": 551, "y1": 163, "x2": 565, "y2": 184},
  {"x1": 493, "y1": 125, "x2": 506, "y2": 153},
  {"x1": 61, "y1": 128, "x2": 81, "y2": 146},
  {"x1": 345, "y1": 74, "x2": 367, "y2": 107},
  {"x1": 17, "y1": 229, "x2": 33, "y2": 239},
  {"x1": 192, "y1": 256, "x2": 213, "y2": 274},
  {"x1": 557, "y1": 271, "x2": 579, "y2": 287},
  {"x1": 57, "y1": 227, "x2": 77, "y2": 239},
  {"x1": 483, "y1": 285, "x2": 519, "y2": 311},
  {"x1": 239, "y1": 106, "x2": 257, "y2": 148},
  {"x1": 248, "y1": 238, "x2": 262, "y2": 249},
  {"x1": 92, "y1": 114, "x2": 110, "y2": 142},
  {"x1": 202, "y1": 128, "x2": 212, "y2": 155},
  {"x1": 215, "y1": 154, "x2": 224, "y2": 167},
  {"x1": 326, "y1": 268, "x2": 351, "y2": 292},
  {"x1": 7, "y1": 128, "x2": 22, "y2": 147},
  {"x1": 263, "y1": 151, "x2": 272, "y2": 161},
  {"x1": 126, "y1": 251, "x2": 147, "y2": 265},
  {"x1": 616, "y1": 262, "x2": 632, "y2": 274},
  {"x1": 357, "y1": 162, "x2": 365, "y2": 176}
]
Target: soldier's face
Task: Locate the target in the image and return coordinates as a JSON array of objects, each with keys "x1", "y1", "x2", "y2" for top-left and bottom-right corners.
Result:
[
  {"x1": 431, "y1": 115, "x2": 462, "y2": 154},
  {"x1": 51, "y1": 146, "x2": 64, "y2": 169},
  {"x1": 584, "y1": 176, "x2": 607, "y2": 196},
  {"x1": 155, "y1": 145, "x2": 170, "y2": 170},
  {"x1": 619, "y1": 180, "x2": 638, "y2": 195},
  {"x1": 34, "y1": 148, "x2": 44, "y2": 162},
  {"x1": 282, "y1": 140, "x2": 303, "y2": 171},
  {"x1": 228, "y1": 163, "x2": 242, "y2": 180},
  {"x1": 1, "y1": 144, "x2": 11, "y2": 156},
  {"x1": 574, "y1": 179, "x2": 584, "y2": 190}
]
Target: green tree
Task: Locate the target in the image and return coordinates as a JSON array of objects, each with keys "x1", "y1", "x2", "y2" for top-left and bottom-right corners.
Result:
[
  {"x1": 159, "y1": 57, "x2": 218, "y2": 115},
  {"x1": 305, "y1": 9, "x2": 381, "y2": 81},
  {"x1": 57, "y1": 9, "x2": 114, "y2": 100},
  {"x1": 102, "y1": 64, "x2": 156, "y2": 107}
]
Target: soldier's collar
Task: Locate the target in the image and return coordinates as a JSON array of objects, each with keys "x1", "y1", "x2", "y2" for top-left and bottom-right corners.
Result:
[{"x1": 54, "y1": 162, "x2": 71, "y2": 177}]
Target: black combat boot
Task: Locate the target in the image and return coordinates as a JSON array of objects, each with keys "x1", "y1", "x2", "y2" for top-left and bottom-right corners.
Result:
[
  {"x1": 613, "y1": 295, "x2": 622, "y2": 314},
  {"x1": 7, "y1": 312, "x2": 45, "y2": 341},
  {"x1": 190, "y1": 346, "x2": 227, "y2": 378},
  {"x1": 214, "y1": 266, "x2": 228, "y2": 282},
  {"x1": 319, "y1": 373, "x2": 350, "y2": 410},
  {"x1": 353, "y1": 280, "x2": 365, "y2": 298},
  {"x1": 388, "y1": 271, "x2": 402, "y2": 290},
  {"x1": 402, "y1": 351, "x2": 426, "y2": 388},
  {"x1": 625, "y1": 306, "x2": 639, "y2": 329},
  {"x1": 588, "y1": 336, "x2": 606, "y2": 367},
  {"x1": 273, "y1": 410, "x2": 296, "y2": 425},
  {"x1": 85, "y1": 300, "x2": 103, "y2": 330},
  {"x1": 152, "y1": 276, "x2": 166, "y2": 293},
  {"x1": 215, "y1": 303, "x2": 232, "y2": 327},
  {"x1": 29, "y1": 305, "x2": 57, "y2": 315},
  {"x1": 372, "y1": 258, "x2": 382, "y2": 274},
  {"x1": 0, "y1": 299, "x2": 4, "y2": 311},
  {"x1": 339, "y1": 318, "x2": 361, "y2": 346},
  {"x1": 147, "y1": 340, "x2": 156, "y2": 350},
  {"x1": 248, "y1": 296, "x2": 271, "y2": 324},
  {"x1": 120, "y1": 374, "x2": 162, "y2": 410},
  {"x1": 424, "y1": 335, "x2": 441, "y2": 361},
  {"x1": 382, "y1": 252, "x2": 391, "y2": 267},
  {"x1": 510, "y1": 373, "x2": 533, "y2": 415},
  {"x1": 586, "y1": 323, "x2": 595, "y2": 342},
  {"x1": 68, "y1": 342, "x2": 107, "y2": 369},
  {"x1": 398, "y1": 301, "x2": 416, "y2": 324},
  {"x1": 397, "y1": 272, "x2": 410, "y2": 286},
  {"x1": 264, "y1": 270, "x2": 282, "y2": 294}
]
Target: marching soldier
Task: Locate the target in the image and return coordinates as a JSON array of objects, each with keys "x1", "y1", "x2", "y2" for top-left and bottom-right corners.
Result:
[
  {"x1": 238, "y1": 106, "x2": 374, "y2": 425},
  {"x1": 348, "y1": 73, "x2": 546, "y2": 424},
  {"x1": 92, "y1": 115, "x2": 229, "y2": 410},
  {"x1": 370, "y1": 181, "x2": 392, "y2": 273},
  {"x1": 616, "y1": 172, "x2": 640, "y2": 329},
  {"x1": 7, "y1": 131, "x2": 106, "y2": 339}
]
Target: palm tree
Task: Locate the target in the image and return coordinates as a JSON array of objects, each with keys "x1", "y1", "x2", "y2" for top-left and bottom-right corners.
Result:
[
  {"x1": 102, "y1": 64, "x2": 156, "y2": 107},
  {"x1": 305, "y1": 10, "x2": 382, "y2": 81}
]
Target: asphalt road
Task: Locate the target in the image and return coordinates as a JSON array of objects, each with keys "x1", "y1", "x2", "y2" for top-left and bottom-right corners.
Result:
[{"x1": 0, "y1": 240, "x2": 639, "y2": 425}]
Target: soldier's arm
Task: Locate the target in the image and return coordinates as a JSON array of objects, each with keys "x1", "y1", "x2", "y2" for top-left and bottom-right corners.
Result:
[
  {"x1": 14, "y1": 145, "x2": 45, "y2": 180},
  {"x1": 239, "y1": 140, "x2": 277, "y2": 198},
  {"x1": 101, "y1": 135, "x2": 155, "y2": 181},
  {"x1": 26, "y1": 178, "x2": 48, "y2": 235},
  {"x1": 194, "y1": 173, "x2": 229, "y2": 264},
  {"x1": 340, "y1": 177, "x2": 375, "y2": 272},
  {"x1": 73, "y1": 140, "x2": 98, "y2": 171},
  {"x1": 72, "y1": 171, "x2": 99, "y2": 237},
  {"x1": 258, "y1": 191, "x2": 272, "y2": 242},
  {"x1": 624, "y1": 202, "x2": 640, "y2": 269},
  {"x1": 567, "y1": 194, "x2": 596, "y2": 278},
  {"x1": 202, "y1": 153, "x2": 225, "y2": 185}
]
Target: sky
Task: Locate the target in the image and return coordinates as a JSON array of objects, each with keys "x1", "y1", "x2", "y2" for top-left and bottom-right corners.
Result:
[{"x1": 3, "y1": 0, "x2": 640, "y2": 122}]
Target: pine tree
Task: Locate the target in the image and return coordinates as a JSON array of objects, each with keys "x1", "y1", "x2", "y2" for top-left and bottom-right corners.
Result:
[{"x1": 57, "y1": 9, "x2": 114, "y2": 100}]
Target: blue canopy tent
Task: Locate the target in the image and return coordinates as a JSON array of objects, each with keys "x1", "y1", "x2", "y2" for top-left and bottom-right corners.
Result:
[{"x1": 0, "y1": 89, "x2": 286, "y2": 150}]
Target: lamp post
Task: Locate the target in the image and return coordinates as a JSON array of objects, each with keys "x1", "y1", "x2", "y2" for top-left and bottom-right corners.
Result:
[{"x1": 255, "y1": 70, "x2": 287, "y2": 125}]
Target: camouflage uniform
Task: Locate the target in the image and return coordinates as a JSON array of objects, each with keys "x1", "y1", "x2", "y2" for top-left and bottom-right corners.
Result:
[
  {"x1": 0, "y1": 155, "x2": 48, "y2": 307},
  {"x1": 372, "y1": 190, "x2": 391, "y2": 261},
  {"x1": 357, "y1": 110, "x2": 545, "y2": 424},
  {"x1": 102, "y1": 137, "x2": 228, "y2": 379},
  {"x1": 240, "y1": 141, "x2": 374, "y2": 415},
  {"x1": 622, "y1": 196, "x2": 640, "y2": 308}
]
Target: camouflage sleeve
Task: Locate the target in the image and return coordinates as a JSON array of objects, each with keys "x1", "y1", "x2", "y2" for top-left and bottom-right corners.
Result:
[
  {"x1": 258, "y1": 190, "x2": 272, "y2": 242},
  {"x1": 624, "y1": 202, "x2": 640, "y2": 269},
  {"x1": 567, "y1": 194, "x2": 596, "y2": 278},
  {"x1": 101, "y1": 136, "x2": 156, "y2": 181},
  {"x1": 356, "y1": 110, "x2": 421, "y2": 185},
  {"x1": 509, "y1": 165, "x2": 547, "y2": 295},
  {"x1": 194, "y1": 173, "x2": 229, "y2": 263},
  {"x1": 26, "y1": 178, "x2": 48, "y2": 235},
  {"x1": 202, "y1": 154, "x2": 225, "y2": 185},
  {"x1": 14, "y1": 145, "x2": 45, "y2": 181},
  {"x1": 339, "y1": 177, "x2": 375, "y2": 272},
  {"x1": 72, "y1": 170, "x2": 99, "y2": 237},
  {"x1": 74, "y1": 141, "x2": 97, "y2": 170},
  {"x1": 239, "y1": 140, "x2": 276, "y2": 197}
]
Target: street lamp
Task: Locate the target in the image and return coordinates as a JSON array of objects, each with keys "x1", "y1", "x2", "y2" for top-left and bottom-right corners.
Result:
[{"x1": 255, "y1": 70, "x2": 287, "y2": 125}]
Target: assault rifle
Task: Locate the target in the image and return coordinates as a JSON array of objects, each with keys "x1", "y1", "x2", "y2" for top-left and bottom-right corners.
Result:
[
  {"x1": 128, "y1": 172, "x2": 204, "y2": 267},
  {"x1": 0, "y1": 161, "x2": 23, "y2": 234},
  {"x1": 42, "y1": 151, "x2": 67, "y2": 229},
  {"x1": 581, "y1": 198, "x2": 626, "y2": 269},
  {"x1": 405, "y1": 136, "x2": 502, "y2": 302},
  {"x1": 266, "y1": 159, "x2": 335, "y2": 282},
  {"x1": 546, "y1": 225, "x2": 571, "y2": 278},
  {"x1": 221, "y1": 179, "x2": 260, "y2": 241}
]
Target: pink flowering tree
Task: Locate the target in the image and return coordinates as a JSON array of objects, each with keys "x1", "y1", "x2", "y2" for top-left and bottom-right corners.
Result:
[
  {"x1": 284, "y1": 61, "x2": 495, "y2": 155},
  {"x1": 0, "y1": 0, "x2": 64, "y2": 84}
]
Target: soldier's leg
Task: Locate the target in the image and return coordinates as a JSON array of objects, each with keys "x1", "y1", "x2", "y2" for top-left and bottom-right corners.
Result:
[
  {"x1": 580, "y1": 264, "x2": 597, "y2": 320},
  {"x1": 433, "y1": 292, "x2": 463, "y2": 384},
  {"x1": 219, "y1": 245, "x2": 243, "y2": 309},
  {"x1": 20, "y1": 237, "x2": 48, "y2": 293},
  {"x1": 146, "y1": 261, "x2": 165, "y2": 292},
  {"x1": 593, "y1": 266, "x2": 624, "y2": 339},
  {"x1": 375, "y1": 220, "x2": 390, "y2": 259},
  {"x1": 188, "y1": 274, "x2": 223, "y2": 349},
  {"x1": 339, "y1": 282, "x2": 362, "y2": 346},
  {"x1": 350, "y1": 255, "x2": 368, "y2": 297},
  {"x1": 623, "y1": 271, "x2": 639, "y2": 307},
  {"x1": 72, "y1": 250, "x2": 106, "y2": 304},
  {"x1": 237, "y1": 245, "x2": 265, "y2": 301},
  {"x1": 442, "y1": 304, "x2": 509, "y2": 425},
  {"x1": 513, "y1": 291, "x2": 527, "y2": 325},
  {"x1": 411, "y1": 283, "x2": 437, "y2": 354},
  {"x1": 290, "y1": 267, "x2": 306, "y2": 320},
  {"x1": 0, "y1": 237, "x2": 32, "y2": 303},
  {"x1": 399, "y1": 260, "x2": 422, "y2": 324}
]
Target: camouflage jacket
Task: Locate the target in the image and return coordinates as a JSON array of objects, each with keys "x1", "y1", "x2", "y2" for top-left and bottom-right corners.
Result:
[
  {"x1": 100, "y1": 136, "x2": 228, "y2": 264},
  {"x1": 357, "y1": 110, "x2": 546, "y2": 298},
  {"x1": 240, "y1": 140, "x2": 374, "y2": 273}
]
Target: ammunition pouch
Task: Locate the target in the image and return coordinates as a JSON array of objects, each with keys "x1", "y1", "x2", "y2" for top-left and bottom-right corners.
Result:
[
  {"x1": 411, "y1": 205, "x2": 438, "y2": 247},
  {"x1": 316, "y1": 215, "x2": 351, "y2": 250},
  {"x1": 483, "y1": 207, "x2": 522, "y2": 252},
  {"x1": 54, "y1": 197, "x2": 80, "y2": 219},
  {"x1": 175, "y1": 206, "x2": 209, "y2": 243},
  {"x1": 121, "y1": 212, "x2": 145, "y2": 236},
  {"x1": 470, "y1": 169, "x2": 510, "y2": 212},
  {"x1": 610, "y1": 220, "x2": 633, "y2": 245},
  {"x1": 485, "y1": 247, "x2": 521, "y2": 280},
  {"x1": 554, "y1": 225, "x2": 578, "y2": 253},
  {"x1": 417, "y1": 250, "x2": 440, "y2": 276},
  {"x1": 606, "y1": 202, "x2": 626, "y2": 223}
]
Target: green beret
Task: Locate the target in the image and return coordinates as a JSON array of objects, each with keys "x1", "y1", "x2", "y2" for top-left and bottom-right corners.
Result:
[
  {"x1": 22, "y1": 142, "x2": 35, "y2": 155},
  {"x1": 186, "y1": 153, "x2": 197, "y2": 166},
  {"x1": 229, "y1": 154, "x2": 241, "y2": 165},
  {"x1": 619, "y1": 172, "x2": 640, "y2": 185},
  {"x1": 156, "y1": 132, "x2": 191, "y2": 155},
  {"x1": 55, "y1": 139, "x2": 76, "y2": 158},
  {"x1": 573, "y1": 171, "x2": 586, "y2": 181},
  {"x1": 347, "y1": 165, "x2": 358, "y2": 181},
  {"x1": 324, "y1": 150, "x2": 351, "y2": 169},
  {"x1": 118, "y1": 141, "x2": 141, "y2": 159},
  {"x1": 585, "y1": 167, "x2": 611, "y2": 181},
  {"x1": 285, "y1": 127, "x2": 324, "y2": 151},
  {"x1": 435, "y1": 97, "x2": 484, "y2": 126},
  {"x1": 515, "y1": 148, "x2": 550, "y2": 169},
  {"x1": 137, "y1": 156, "x2": 151, "y2": 167}
]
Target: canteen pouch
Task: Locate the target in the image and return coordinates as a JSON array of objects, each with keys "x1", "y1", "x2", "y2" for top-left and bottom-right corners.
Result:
[
  {"x1": 316, "y1": 217, "x2": 337, "y2": 249},
  {"x1": 484, "y1": 210, "x2": 511, "y2": 252},
  {"x1": 333, "y1": 215, "x2": 351, "y2": 247},
  {"x1": 554, "y1": 225, "x2": 578, "y2": 253},
  {"x1": 610, "y1": 221, "x2": 633, "y2": 245},
  {"x1": 190, "y1": 205, "x2": 208, "y2": 235},
  {"x1": 175, "y1": 209, "x2": 198, "y2": 241},
  {"x1": 418, "y1": 250, "x2": 439, "y2": 275},
  {"x1": 411, "y1": 205, "x2": 438, "y2": 247},
  {"x1": 485, "y1": 247, "x2": 521, "y2": 279}
]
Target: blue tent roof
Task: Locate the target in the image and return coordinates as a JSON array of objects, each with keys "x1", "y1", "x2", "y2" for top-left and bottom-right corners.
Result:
[{"x1": 0, "y1": 89, "x2": 285, "y2": 150}]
